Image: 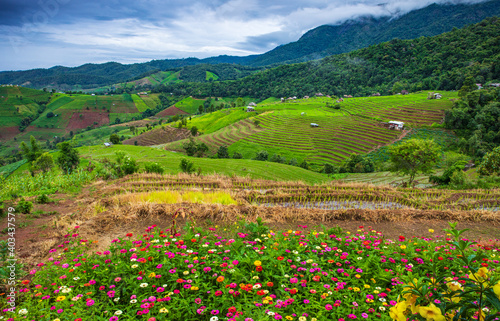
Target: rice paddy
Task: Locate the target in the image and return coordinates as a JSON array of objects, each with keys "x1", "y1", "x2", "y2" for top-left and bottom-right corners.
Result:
[
  {"x1": 108, "y1": 173, "x2": 500, "y2": 213},
  {"x1": 161, "y1": 91, "x2": 457, "y2": 165}
]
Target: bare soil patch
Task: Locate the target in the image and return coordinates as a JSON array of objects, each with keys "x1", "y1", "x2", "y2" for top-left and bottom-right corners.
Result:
[
  {"x1": 157, "y1": 106, "x2": 190, "y2": 117},
  {"x1": 67, "y1": 111, "x2": 110, "y2": 130},
  {"x1": 122, "y1": 126, "x2": 191, "y2": 146},
  {"x1": 0, "y1": 126, "x2": 20, "y2": 141}
]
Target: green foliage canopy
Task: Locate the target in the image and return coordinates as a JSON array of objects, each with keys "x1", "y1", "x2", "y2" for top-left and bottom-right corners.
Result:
[{"x1": 389, "y1": 139, "x2": 441, "y2": 186}]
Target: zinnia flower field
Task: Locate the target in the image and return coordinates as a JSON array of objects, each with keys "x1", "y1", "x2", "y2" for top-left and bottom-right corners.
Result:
[{"x1": 3, "y1": 221, "x2": 500, "y2": 321}]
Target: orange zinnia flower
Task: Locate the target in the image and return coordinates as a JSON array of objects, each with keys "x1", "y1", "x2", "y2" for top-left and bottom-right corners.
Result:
[{"x1": 217, "y1": 276, "x2": 225, "y2": 282}]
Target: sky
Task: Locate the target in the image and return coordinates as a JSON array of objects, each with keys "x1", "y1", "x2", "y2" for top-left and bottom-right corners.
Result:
[{"x1": 0, "y1": 0, "x2": 489, "y2": 71}]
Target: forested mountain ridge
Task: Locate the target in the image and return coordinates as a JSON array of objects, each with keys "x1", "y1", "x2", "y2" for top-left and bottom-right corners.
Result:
[
  {"x1": 0, "y1": 0, "x2": 499, "y2": 90},
  {"x1": 154, "y1": 17, "x2": 500, "y2": 98},
  {"x1": 249, "y1": 0, "x2": 500, "y2": 66}
]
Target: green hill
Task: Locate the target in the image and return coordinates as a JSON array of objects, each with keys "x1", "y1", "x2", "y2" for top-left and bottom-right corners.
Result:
[
  {"x1": 160, "y1": 17, "x2": 500, "y2": 99},
  {"x1": 0, "y1": 86, "x2": 51, "y2": 129},
  {"x1": 78, "y1": 145, "x2": 331, "y2": 184},
  {"x1": 248, "y1": 0, "x2": 500, "y2": 66}
]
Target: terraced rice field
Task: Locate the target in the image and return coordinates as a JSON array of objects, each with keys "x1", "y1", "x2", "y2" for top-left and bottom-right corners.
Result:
[
  {"x1": 108, "y1": 173, "x2": 500, "y2": 212},
  {"x1": 162, "y1": 119, "x2": 262, "y2": 152},
  {"x1": 242, "y1": 113, "x2": 399, "y2": 163},
  {"x1": 226, "y1": 92, "x2": 457, "y2": 164},
  {"x1": 338, "y1": 92, "x2": 457, "y2": 125}
]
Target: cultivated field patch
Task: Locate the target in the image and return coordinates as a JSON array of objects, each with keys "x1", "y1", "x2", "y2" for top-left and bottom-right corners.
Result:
[{"x1": 66, "y1": 111, "x2": 110, "y2": 130}]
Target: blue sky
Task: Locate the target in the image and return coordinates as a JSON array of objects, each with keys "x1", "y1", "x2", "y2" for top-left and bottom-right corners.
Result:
[{"x1": 0, "y1": 0, "x2": 488, "y2": 71}]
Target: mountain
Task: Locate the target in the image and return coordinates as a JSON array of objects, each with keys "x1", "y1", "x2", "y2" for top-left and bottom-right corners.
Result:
[
  {"x1": 158, "y1": 17, "x2": 500, "y2": 99},
  {"x1": 247, "y1": 0, "x2": 500, "y2": 66},
  {"x1": 0, "y1": 0, "x2": 499, "y2": 89}
]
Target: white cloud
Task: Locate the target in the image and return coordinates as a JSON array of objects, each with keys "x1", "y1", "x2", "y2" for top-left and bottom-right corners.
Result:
[{"x1": 0, "y1": 0, "x2": 492, "y2": 70}]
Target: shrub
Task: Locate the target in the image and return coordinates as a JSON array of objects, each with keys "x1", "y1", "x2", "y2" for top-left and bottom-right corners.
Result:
[
  {"x1": 254, "y1": 150, "x2": 268, "y2": 161},
  {"x1": 216, "y1": 145, "x2": 229, "y2": 159},
  {"x1": 430, "y1": 161, "x2": 467, "y2": 185},
  {"x1": 289, "y1": 158, "x2": 298, "y2": 166},
  {"x1": 179, "y1": 158, "x2": 195, "y2": 174},
  {"x1": 31, "y1": 152, "x2": 54, "y2": 174},
  {"x1": 182, "y1": 138, "x2": 198, "y2": 156},
  {"x1": 17, "y1": 198, "x2": 33, "y2": 214},
  {"x1": 450, "y1": 170, "x2": 468, "y2": 186},
  {"x1": 144, "y1": 162, "x2": 164, "y2": 174},
  {"x1": 232, "y1": 152, "x2": 243, "y2": 159},
  {"x1": 323, "y1": 163, "x2": 336, "y2": 174},
  {"x1": 36, "y1": 194, "x2": 50, "y2": 204},
  {"x1": 56, "y1": 142, "x2": 80, "y2": 175},
  {"x1": 196, "y1": 143, "x2": 209, "y2": 158},
  {"x1": 342, "y1": 153, "x2": 375, "y2": 173},
  {"x1": 299, "y1": 160, "x2": 309, "y2": 170},
  {"x1": 269, "y1": 154, "x2": 285, "y2": 163},
  {"x1": 109, "y1": 133, "x2": 120, "y2": 144},
  {"x1": 121, "y1": 156, "x2": 139, "y2": 175}
]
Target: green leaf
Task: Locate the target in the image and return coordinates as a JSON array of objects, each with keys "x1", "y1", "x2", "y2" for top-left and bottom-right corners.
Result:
[{"x1": 485, "y1": 290, "x2": 500, "y2": 312}]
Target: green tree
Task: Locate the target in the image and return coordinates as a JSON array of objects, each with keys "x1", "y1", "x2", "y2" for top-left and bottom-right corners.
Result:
[
  {"x1": 110, "y1": 133, "x2": 120, "y2": 144},
  {"x1": 130, "y1": 126, "x2": 136, "y2": 135},
  {"x1": 217, "y1": 145, "x2": 229, "y2": 159},
  {"x1": 56, "y1": 142, "x2": 80, "y2": 174},
  {"x1": 20, "y1": 136, "x2": 43, "y2": 163},
  {"x1": 232, "y1": 152, "x2": 243, "y2": 159},
  {"x1": 31, "y1": 152, "x2": 54, "y2": 174},
  {"x1": 391, "y1": 81, "x2": 404, "y2": 94},
  {"x1": 236, "y1": 97, "x2": 245, "y2": 107},
  {"x1": 190, "y1": 126, "x2": 198, "y2": 137},
  {"x1": 196, "y1": 142, "x2": 209, "y2": 157},
  {"x1": 478, "y1": 146, "x2": 500, "y2": 176},
  {"x1": 458, "y1": 76, "x2": 476, "y2": 97},
  {"x1": 389, "y1": 139, "x2": 441, "y2": 186},
  {"x1": 182, "y1": 137, "x2": 198, "y2": 156}
]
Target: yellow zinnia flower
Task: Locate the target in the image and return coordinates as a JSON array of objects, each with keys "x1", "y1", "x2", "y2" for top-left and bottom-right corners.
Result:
[
  {"x1": 159, "y1": 308, "x2": 168, "y2": 313},
  {"x1": 254, "y1": 260, "x2": 262, "y2": 266},
  {"x1": 418, "y1": 304, "x2": 445, "y2": 321},
  {"x1": 56, "y1": 296, "x2": 66, "y2": 302}
]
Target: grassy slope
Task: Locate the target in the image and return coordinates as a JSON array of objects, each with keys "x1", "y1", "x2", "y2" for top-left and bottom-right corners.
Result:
[
  {"x1": 131, "y1": 94, "x2": 149, "y2": 112},
  {"x1": 187, "y1": 109, "x2": 254, "y2": 134},
  {"x1": 174, "y1": 97, "x2": 205, "y2": 114},
  {"x1": 78, "y1": 144, "x2": 330, "y2": 184},
  {"x1": 0, "y1": 86, "x2": 51, "y2": 127}
]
